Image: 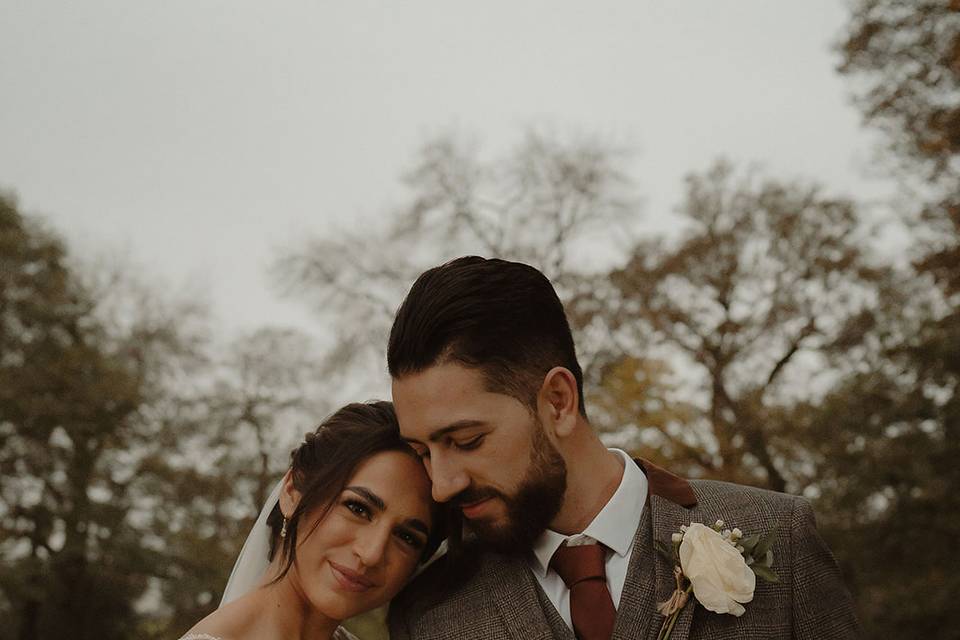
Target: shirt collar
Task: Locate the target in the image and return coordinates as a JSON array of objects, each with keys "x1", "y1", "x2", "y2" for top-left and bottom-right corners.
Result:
[{"x1": 530, "y1": 449, "x2": 648, "y2": 578}]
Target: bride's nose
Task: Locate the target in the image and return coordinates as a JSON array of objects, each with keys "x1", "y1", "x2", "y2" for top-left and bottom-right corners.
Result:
[{"x1": 353, "y1": 522, "x2": 391, "y2": 567}]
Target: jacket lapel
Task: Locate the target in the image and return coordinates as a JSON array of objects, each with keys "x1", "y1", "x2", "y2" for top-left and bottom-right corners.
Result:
[
  {"x1": 638, "y1": 458, "x2": 697, "y2": 508},
  {"x1": 634, "y1": 459, "x2": 698, "y2": 640},
  {"x1": 645, "y1": 492, "x2": 700, "y2": 640}
]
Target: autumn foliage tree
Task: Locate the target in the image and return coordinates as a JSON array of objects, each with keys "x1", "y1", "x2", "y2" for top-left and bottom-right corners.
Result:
[
  {"x1": 815, "y1": 1, "x2": 960, "y2": 635},
  {"x1": 0, "y1": 195, "x2": 283, "y2": 640},
  {"x1": 574, "y1": 161, "x2": 890, "y2": 493},
  {"x1": 838, "y1": 0, "x2": 960, "y2": 185}
]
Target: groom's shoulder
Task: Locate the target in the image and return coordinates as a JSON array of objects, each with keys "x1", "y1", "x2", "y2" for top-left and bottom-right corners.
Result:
[
  {"x1": 639, "y1": 457, "x2": 804, "y2": 520},
  {"x1": 389, "y1": 542, "x2": 493, "y2": 627},
  {"x1": 682, "y1": 477, "x2": 817, "y2": 530},
  {"x1": 688, "y1": 477, "x2": 803, "y2": 507},
  {"x1": 689, "y1": 480, "x2": 816, "y2": 535},
  {"x1": 688, "y1": 478, "x2": 803, "y2": 505}
]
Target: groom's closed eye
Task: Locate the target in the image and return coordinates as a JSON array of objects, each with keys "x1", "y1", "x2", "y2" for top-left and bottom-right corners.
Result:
[
  {"x1": 452, "y1": 434, "x2": 484, "y2": 451},
  {"x1": 408, "y1": 433, "x2": 486, "y2": 459},
  {"x1": 405, "y1": 420, "x2": 491, "y2": 457}
]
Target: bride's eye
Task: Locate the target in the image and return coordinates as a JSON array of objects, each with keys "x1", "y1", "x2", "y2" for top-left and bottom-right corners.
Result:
[
  {"x1": 394, "y1": 528, "x2": 426, "y2": 551},
  {"x1": 343, "y1": 499, "x2": 371, "y2": 519}
]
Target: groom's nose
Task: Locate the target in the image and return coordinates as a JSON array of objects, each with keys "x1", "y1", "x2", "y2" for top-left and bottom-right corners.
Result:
[{"x1": 427, "y1": 453, "x2": 469, "y2": 503}]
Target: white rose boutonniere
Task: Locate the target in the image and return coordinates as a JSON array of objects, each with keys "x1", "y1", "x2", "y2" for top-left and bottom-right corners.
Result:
[
  {"x1": 680, "y1": 523, "x2": 756, "y2": 615},
  {"x1": 654, "y1": 520, "x2": 779, "y2": 640}
]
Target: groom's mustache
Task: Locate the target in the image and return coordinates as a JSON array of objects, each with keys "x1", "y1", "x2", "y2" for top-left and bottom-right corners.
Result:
[{"x1": 450, "y1": 485, "x2": 505, "y2": 508}]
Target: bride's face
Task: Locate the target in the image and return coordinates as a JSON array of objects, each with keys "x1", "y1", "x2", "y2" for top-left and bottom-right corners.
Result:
[{"x1": 288, "y1": 450, "x2": 434, "y2": 621}]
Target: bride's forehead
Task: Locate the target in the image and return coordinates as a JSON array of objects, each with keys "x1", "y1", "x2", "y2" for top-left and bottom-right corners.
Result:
[
  {"x1": 347, "y1": 451, "x2": 431, "y2": 505},
  {"x1": 350, "y1": 449, "x2": 421, "y2": 476}
]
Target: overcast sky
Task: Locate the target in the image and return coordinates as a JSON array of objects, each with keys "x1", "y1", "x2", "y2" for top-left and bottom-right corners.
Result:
[{"x1": 1, "y1": 1, "x2": 892, "y2": 338}]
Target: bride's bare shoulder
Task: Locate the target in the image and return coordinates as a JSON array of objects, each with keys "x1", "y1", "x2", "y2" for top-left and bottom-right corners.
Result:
[
  {"x1": 179, "y1": 592, "x2": 260, "y2": 640},
  {"x1": 179, "y1": 589, "x2": 362, "y2": 640},
  {"x1": 181, "y1": 625, "x2": 359, "y2": 640}
]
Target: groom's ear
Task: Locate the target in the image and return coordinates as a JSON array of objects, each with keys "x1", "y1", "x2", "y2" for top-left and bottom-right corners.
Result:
[
  {"x1": 279, "y1": 469, "x2": 301, "y2": 517},
  {"x1": 538, "y1": 367, "x2": 579, "y2": 439}
]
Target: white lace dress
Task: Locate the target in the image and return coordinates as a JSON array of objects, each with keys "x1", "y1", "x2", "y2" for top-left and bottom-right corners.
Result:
[{"x1": 181, "y1": 627, "x2": 358, "y2": 640}]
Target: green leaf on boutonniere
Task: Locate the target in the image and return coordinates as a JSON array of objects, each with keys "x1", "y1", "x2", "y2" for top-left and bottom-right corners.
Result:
[
  {"x1": 751, "y1": 563, "x2": 780, "y2": 583},
  {"x1": 739, "y1": 533, "x2": 761, "y2": 554},
  {"x1": 655, "y1": 540, "x2": 675, "y2": 563},
  {"x1": 753, "y1": 527, "x2": 777, "y2": 559}
]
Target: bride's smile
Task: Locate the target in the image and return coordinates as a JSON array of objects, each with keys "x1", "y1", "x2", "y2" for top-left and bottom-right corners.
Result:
[{"x1": 328, "y1": 560, "x2": 376, "y2": 592}]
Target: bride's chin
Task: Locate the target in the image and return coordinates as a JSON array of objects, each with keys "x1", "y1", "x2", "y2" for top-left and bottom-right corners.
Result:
[
  {"x1": 303, "y1": 590, "x2": 361, "y2": 625},
  {"x1": 299, "y1": 571, "x2": 368, "y2": 622},
  {"x1": 273, "y1": 560, "x2": 401, "y2": 622}
]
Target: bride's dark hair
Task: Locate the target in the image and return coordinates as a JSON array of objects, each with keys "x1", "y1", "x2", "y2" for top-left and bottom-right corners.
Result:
[{"x1": 265, "y1": 400, "x2": 445, "y2": 581}]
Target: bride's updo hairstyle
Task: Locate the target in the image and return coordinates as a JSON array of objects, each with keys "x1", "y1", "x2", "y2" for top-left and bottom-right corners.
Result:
[{"x1": 265, "y1": 400, "x2": 444, "y2": 581}]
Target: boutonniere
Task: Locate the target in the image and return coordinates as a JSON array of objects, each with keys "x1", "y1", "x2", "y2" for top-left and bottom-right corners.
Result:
[{"x1": 654, "y1": 519, "x2": 779, "y2": 640}]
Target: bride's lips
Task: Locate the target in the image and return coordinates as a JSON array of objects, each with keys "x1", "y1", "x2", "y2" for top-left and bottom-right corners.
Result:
[
  {"x1": 460, "y1": 497, "x2": 494, "y2": 519},
  {"x1": 329, "y1": 561, "x2": 376, "y2": 592}
]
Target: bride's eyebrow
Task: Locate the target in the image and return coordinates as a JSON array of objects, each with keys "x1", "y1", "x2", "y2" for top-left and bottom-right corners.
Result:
[
  {"x1": 401, "y1": 518, "x2": 429, "y2": 536},
  {"x1": 344, "y1": 486, "x2": 385, "y2": 511}
]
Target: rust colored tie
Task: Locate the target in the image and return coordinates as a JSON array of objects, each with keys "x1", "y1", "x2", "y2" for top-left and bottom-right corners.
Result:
[{"x1": 550, "y1": 543, "x2": 616, "y2": 640}]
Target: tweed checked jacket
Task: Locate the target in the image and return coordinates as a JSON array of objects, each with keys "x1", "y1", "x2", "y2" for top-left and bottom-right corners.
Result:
[{"x1": 388, "y1": 459, "x2": 859, "y2": 639}]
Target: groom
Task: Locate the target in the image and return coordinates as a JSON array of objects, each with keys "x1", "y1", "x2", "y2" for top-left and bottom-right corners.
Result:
[{"x1": 386, "y1": 256, "x2": 859, "y2": 639}]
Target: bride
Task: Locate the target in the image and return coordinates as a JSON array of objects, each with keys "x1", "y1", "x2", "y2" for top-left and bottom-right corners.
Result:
[{"x1": 181, "y1": 401, "x2": 445, "y2": 640}]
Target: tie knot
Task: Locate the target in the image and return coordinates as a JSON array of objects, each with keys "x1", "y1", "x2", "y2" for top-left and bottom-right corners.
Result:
[{"x1": 550, "y1": 543, "x2": 608, "y2": 587}]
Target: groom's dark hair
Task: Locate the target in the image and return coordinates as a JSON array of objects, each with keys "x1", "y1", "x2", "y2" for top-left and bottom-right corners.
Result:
[{"x1": 388, "y1": 256, "x2": 586, "y2": 417}]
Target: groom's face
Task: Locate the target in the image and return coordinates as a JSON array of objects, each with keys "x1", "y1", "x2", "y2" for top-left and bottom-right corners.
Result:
[{"x1": 393, "y1": 361, "x2": 567, "y2": 552}]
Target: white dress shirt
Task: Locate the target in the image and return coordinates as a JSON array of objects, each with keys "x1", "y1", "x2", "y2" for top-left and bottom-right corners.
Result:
[{"x1": 528, "y1": 449, "x2": 648, "y2": 631}]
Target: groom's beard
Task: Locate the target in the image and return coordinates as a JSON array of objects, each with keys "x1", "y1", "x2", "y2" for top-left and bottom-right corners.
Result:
[{"x1": 454, "y1": 423, "x2": 567, "y2": 554}]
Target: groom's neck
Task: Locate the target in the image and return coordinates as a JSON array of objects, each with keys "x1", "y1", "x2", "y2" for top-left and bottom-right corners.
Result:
[{"x1": 549, "y1": 429, "x2": 625, "y2": 536}]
